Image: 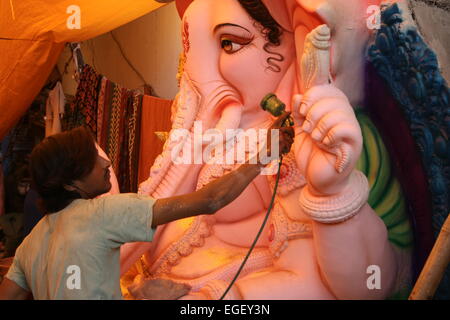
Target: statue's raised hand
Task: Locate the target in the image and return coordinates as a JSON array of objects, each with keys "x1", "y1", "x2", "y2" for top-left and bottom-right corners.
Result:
[{"x1": 292, "y1": 25, "x2": 363, "y2": 196}]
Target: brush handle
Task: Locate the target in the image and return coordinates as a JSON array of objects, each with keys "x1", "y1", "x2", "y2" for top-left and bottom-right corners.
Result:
[{"x1": 409, "y1": 215, "x2": 450, "y2": 300}]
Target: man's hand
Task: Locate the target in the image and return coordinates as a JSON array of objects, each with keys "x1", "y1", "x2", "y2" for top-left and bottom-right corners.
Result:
[
  {"x1": 128, "y1": 277, "x2": 191, "y2": 300},
  {"x1": 264, "y1": 111, "x2": 295, "y2": 161}
]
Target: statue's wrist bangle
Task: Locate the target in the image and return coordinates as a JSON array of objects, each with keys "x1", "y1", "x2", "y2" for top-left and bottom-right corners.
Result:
[{"x1": 299, "y1": 170, "x2": 369, "y2": 224}]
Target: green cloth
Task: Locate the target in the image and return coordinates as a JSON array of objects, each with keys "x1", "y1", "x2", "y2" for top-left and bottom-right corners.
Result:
[
  {"x1": 356, "y1": 109, "x2": 414, "y2": 299},
  {"x1": 356, "y1": 110, "x2": 414, "y2": 248},
  {"x1": 5, "y1": 193, "x2": 156, "y2": 300}
]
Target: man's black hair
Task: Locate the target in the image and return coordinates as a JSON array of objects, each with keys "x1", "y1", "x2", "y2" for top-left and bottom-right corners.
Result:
[{"x1": 29, "y1": 127, "x2": 97, "y2": 213}]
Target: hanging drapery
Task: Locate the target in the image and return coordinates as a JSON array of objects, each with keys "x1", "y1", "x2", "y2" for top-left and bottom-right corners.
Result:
[
  {"x1": 65, "y1": 65, "x2": 102, "y2": 134},
  {"x1": 0, "y1": 0, "x2": 166, "y2": 140},
  {"x1": 97, "y1": 80, "x2": 144, "y2": 193},
  {"x1": 45, "y1": 82, "x2": 65, "y2": 137},
  {"x1": 62, "y1": 65, "x2": 143, "y2": 193},
  {"x1": 138, "y1": 96, "x2": 173, "y2": 185},
  {"x1": 121, "y1": 92, "x2": 143, "y2": 194},
  {"x1": 97, "y1": 80, "x2": 173, "y2": 190}
]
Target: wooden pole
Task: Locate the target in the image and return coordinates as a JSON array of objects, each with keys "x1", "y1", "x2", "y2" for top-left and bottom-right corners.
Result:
[{"x1": 409, "y1": 214, "x2": 450, "y2": 300}]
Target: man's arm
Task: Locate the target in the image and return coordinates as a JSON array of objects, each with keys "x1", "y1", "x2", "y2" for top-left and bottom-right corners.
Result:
[
  {"x1": 151, "y1": 112, "x2": 294, "y2": 228},
  {"x1": 0, "y1": 278, "x2": 31, "y2": 300},
  {"x1": 151, "y1": 163, "x2": 262, "y2": 227}
]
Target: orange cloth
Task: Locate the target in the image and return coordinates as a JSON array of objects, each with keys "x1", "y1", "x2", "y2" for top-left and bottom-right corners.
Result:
[
  {"x1": 138, "y1": 96, "x2": 173, "y2": 185},
  {"x1": 0, "y1": 0, "x2": 165, "y2": 139}
]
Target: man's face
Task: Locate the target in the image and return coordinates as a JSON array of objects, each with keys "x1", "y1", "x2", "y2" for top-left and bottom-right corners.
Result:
[{"x1": 73, "y1": 152, "x2": 112, "y2": 199}]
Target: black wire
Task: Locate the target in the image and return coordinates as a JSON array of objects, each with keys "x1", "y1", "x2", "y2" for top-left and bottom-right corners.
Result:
[{"x1": 219, "y1": 156, "x2": 283, "y2": 300}]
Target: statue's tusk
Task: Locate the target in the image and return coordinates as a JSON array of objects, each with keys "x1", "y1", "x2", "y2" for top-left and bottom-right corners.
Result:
[{"x1": 300, "y1": 24, "x2": 332, "y2": 92}]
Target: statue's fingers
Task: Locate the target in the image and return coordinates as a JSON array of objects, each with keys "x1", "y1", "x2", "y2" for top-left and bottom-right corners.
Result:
[
  {"x1": 301, "y1": 99, "x2": 338, "y2": 133},
  {"x1": 318, "y1": 123, "x2": 360, "y2": 173},
  {"x1": 299, "y1": 86, "x2": 349, "y2": 118},
  {"x1": 291, "y1": 94, "x2": 304, "y2": 125},
  {"x1": 322, "y1": 123, "x2": 361, "y2": 147},
  {"x1": 310, "y1": 110, "x2": 351, "y2": 143},
  {"x1": 292, "y1": 94, "x2": 302, "y2": 110}
]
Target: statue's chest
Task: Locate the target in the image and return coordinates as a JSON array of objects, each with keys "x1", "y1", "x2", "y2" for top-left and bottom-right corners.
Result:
[{"x1": 197, "y1": 163, "x2": 273, "y2": 221}]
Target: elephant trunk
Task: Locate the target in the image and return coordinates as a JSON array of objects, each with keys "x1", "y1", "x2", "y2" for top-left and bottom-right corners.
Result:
[{"x1": 139, "y1": 72, "x2": 244, "y2": 199}]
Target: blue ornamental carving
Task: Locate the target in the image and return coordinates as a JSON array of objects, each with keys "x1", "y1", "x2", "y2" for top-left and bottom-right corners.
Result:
[{"x1": 368, "y1": 3, "x2": 449, "y2": 299}]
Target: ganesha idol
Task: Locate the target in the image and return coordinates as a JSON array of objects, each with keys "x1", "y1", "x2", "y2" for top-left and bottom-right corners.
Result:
[{"x1": 120, "y1": 0, "x2": 416, "y2": 299}]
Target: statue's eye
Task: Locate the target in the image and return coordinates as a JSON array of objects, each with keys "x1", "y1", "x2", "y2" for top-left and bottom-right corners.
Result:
[
  {"x1": 221, "y1": 39, "x2": 244, "y2": 54},
  {"x1": 220, "y1": 35, "x2": 252, "y2": 54}
]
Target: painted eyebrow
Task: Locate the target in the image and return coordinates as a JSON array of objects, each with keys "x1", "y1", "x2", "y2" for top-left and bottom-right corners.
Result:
[{"x1": 213, "y1": 23, "x2": 251, "y2": 34}]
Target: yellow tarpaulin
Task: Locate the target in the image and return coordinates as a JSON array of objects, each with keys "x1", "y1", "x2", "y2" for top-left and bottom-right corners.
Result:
[{"x1": 0, "y1": 0, "x2": 166, "y2": 139}]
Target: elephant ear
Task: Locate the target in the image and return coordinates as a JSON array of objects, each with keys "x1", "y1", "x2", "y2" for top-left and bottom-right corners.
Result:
[
  {"x1": 261, "y1": 0, "x2": 293, "y2": 32},
  {"x1": 262, "y1": 0, "x2": 325, "y2": 32},
  {"x1": 269, "y1": 0, "x2": 382, "y2": 105},
  {"x1": 139, "y1": 73, "x2": 201, "y2": 197},
  {"x1": 366, "y1": 3, "x2": 450, "y2": 299},
  {"x1": 262, "y1": 0, "x2": 331, "y2": 32}
]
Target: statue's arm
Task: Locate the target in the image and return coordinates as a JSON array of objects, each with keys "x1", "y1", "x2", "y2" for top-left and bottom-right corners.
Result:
[{"x1": 311, "y1": 203, "x2": 398, "y2": 299}]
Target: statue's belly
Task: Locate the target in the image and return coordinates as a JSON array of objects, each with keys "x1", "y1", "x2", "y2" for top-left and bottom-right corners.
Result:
[
  {"x1": 160, "y1": 231, "x2": 335, "y2": 299},
  {"x1": 169, "y1": 234, "x2": 259, "y2": 279},
  {"x1": 145, "y1": 163, "x2": 323, "y2": 296},
  {"x1": 148, "y1": 167, "x2": 272, "y2": 267},
  {"x1": 212, "y1": 210, "x2": 271, "y2": 247},
  {"x1": 146, "y1": 197, "x2": 271, "y2": 280}
]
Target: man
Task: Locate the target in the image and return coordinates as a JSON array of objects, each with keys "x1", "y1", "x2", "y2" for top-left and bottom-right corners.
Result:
[{"x1": 0, "y1": 112, "x2": 294, "y2": 300}]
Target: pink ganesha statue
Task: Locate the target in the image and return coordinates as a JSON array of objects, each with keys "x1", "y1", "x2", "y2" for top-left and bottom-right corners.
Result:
[{"x1": 120, "y1": 0, "x2": 414, "y2": 300}]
